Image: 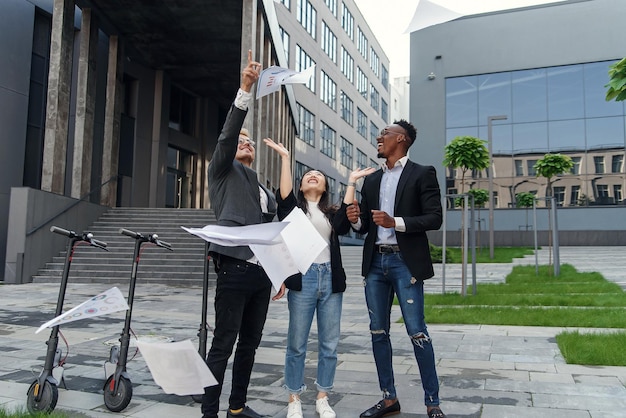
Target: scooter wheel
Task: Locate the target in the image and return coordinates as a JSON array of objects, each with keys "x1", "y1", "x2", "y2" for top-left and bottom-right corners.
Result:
[
  {"x1": 26, "y1": 380, "x2": 58, "y2": 413},
  {"x1": 103, "y1": 375, "x2": 133, "y2": 412}
]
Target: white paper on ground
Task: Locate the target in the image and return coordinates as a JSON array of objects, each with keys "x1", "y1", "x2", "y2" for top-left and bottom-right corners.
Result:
[{"x1": 136, "y1": 339, "x2": 217, "y2": 395}]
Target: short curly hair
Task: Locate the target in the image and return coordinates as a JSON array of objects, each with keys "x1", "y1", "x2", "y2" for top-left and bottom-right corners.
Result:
[{"x1": 394, "y1": 119, "x2": 417, "y2": 146}]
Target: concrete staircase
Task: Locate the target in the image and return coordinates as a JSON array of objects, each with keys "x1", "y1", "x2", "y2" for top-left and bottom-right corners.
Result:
[{"x1": 32, "y1": 207, "x2": 218, "y2": 286}]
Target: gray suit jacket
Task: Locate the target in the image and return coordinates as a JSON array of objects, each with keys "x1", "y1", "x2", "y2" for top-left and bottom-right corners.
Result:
[{"x1": 207, "y1": 104, "x2": 277, "y2": 260}]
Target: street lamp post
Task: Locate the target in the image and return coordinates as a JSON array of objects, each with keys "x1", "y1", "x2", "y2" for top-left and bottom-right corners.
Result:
[{"x1": 487, "y1": 115, "x2": 508, "y2": 259}]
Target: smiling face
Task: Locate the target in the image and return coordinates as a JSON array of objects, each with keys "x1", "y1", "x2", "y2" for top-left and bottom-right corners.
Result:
[
  {"x1": 299, "y1": 170, "x2": 327, "y2": 201},
  {"x1": 376, "y1": 125, "x2": 407, "y2": 159},
  {"x1": 235, "y1": 134, "x2": 256, "y2": 166}
]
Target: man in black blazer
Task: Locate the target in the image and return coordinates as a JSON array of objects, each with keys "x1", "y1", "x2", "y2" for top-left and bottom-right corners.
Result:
[
  {"x1": 341, "y1": 120, "x2": 446, "y2": 418},
  {"x1": 201, "y1": 51, "x2": 284, "y2": 418}
]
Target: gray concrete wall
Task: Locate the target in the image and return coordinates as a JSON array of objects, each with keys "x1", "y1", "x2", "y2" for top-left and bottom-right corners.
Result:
[
  {"x1": 4, "y1": 187, "x2": 107, "y2": 284},
  {"x1": 409, "y1": 0, "x2": 626, "y2": 239},
  {"x1": 0, "y1": 0, "x2": 37, "y2": 280}
]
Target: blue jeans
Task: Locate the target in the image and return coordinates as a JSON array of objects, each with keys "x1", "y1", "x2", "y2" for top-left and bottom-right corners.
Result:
[
  {"x1": 284, "y1": 262, "x2": 342, "y2": 394},
  {"x1": 364, "y1": 252, "x2": 440, "y2": 407}
]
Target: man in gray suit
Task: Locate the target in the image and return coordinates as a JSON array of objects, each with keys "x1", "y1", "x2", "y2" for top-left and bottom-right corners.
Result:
[{"x1": 201, "y1": 50, "x2": 285, "y2": 418}]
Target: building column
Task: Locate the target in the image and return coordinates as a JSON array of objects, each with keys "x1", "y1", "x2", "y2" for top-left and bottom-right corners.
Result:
[
  {"x1": 41, "y1": 0, "x2": 75, "y2": 194},
  {"x1": 100, "y1": 35, "x2": 124, "y2": 206},
  {"x1": 71, "y1": 8, "x2": 98, "y2": 198}
]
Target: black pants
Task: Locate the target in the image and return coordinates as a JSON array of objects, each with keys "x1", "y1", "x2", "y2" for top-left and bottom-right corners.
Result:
[{"x1": 201, "y1": 254, "x2": 272, "y2": 418}]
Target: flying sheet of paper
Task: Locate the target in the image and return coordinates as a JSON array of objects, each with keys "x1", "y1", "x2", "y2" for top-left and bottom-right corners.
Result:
[
  {"x1": 181, "y1": 222, "x2": 288, "y2": 247},
  {"x1": 250, "y1": 207, "x2": 328, "y2": 290},
  {"x1": 36, "y1": 287, "x2": 129, "y2": 334},
  {"x1": 136, "y1": 339, "x2": 217, "y2": 395},
  {"x1": 256, "y1": 65, "x2": 316, "y2": 99}
]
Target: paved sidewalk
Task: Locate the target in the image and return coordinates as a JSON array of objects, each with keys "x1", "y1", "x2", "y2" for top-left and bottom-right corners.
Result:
[{"x1": 1, "y1": 246, "x2": 625, "y2": 417}]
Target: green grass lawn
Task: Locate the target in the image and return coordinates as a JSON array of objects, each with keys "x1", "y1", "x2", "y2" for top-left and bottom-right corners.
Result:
[
  {"x1": 439, "y1": 246, "x2": 535, "y2": 263},
  {"x1": 0, "y1": 406, "x2": 71, "y2": 418},
  {"x1": 422, "y1": 263, "x2": 626, "y2": 366}
]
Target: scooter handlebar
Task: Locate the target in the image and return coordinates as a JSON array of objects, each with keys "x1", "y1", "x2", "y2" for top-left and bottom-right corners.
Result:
[
  {"x1": 149, "y1": 234, "x2": 173, "y2": 251},
  {"x1": 50, "y1": 225, "x2": 74, "y2": 237},
  {"x1": 119, "y1": 228, "x2": 141, "y2": 239},
  {"x1": 88, "y1": 237, "x2": 108, "y2": 250}
]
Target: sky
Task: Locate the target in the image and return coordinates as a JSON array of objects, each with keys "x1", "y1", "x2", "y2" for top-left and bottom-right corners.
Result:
[
  {"x1": 354, "y1": 0, "x2": 568, "y2": 80},
  {"x1": 355, "y1": 0, "x2": 417, "y2": 79}
]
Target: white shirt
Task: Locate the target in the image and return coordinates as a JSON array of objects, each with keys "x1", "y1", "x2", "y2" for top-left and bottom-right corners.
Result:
[{"x1": 307, "y1": 201, "x2": 331, "y2": 264}]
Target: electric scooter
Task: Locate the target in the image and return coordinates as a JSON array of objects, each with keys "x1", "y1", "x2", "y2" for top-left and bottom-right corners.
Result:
[
  {"x1": 103, "y1": 228, "x2": 172, "y2": 412},
  {"x1": 26, "y1": 226, "x2": 107, "y2": 414},
  {"x1": 191, "y1": 241, "x2": 212, "y2": 403}
]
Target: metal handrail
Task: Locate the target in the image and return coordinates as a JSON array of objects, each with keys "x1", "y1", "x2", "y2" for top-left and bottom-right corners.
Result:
[{"x1": 26, "y1": 175, "x2": 120, "y2": 236}]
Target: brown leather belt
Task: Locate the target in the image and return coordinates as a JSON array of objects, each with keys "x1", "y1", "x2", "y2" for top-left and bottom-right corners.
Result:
[{"x1": 375, "y1": 244, "x2": 401, "y2": 253}]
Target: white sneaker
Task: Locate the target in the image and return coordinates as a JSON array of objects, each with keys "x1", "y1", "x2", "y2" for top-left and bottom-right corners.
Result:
[
  {"x1": 316, "y1": 396, "x2": 336, "y2": 418},
  {"x1": 287, "y1": 398, "x2": 303, "y2": 418}
]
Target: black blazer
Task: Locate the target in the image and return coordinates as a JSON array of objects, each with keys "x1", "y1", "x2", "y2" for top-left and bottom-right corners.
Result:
[
  {"x1": 338, "y1": 160, "x2": 442, "y2": 280},
  {"x1": 276, "y1": 191, "x2": 351, "y2": 293},
  {"x1": 207, "y1": 105, "x2": 277, "y2": 261}
]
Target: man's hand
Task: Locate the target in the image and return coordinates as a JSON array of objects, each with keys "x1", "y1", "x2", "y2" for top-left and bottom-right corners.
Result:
[
  {"x1": 272, "y1": 283, "x2": 286, "y2": 301},
  {"x1": 241, "y1": 49, "x2": 261, "y2": 93},
  {"x1": 371, "y1": 210, "x2": 395, "y2": 228},
  {"x1": 346, "y1": 199, "x2": 361, "y2": 223}
]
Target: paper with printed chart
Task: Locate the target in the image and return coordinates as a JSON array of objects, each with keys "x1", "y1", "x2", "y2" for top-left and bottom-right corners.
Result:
[
  {"x1": 36, "y1": 287, "x2": 129, "y2": 334},
  {"x1": 136, "y1": 339, "x2": 217, "y2": 395},
  {"x1": 250, "y1": 207, "x2": 327, "y2": 291},
  {"x1": 256, "y1": 65, "x2": 316, "y2": 99}
]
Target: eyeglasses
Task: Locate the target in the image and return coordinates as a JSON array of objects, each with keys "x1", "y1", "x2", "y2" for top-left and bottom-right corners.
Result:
[
  {"x1": 238, "y1": 137, "x2": 256, "y2": 146},
  {"x1": 380, "y1": 128, "x2": 405, "y2": 137}
]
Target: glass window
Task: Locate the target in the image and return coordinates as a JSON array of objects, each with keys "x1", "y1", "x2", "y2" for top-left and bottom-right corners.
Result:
[
  {"x1": 570, "y1": 185, "x2": 580, "y2": 206},
  {"x1": 327, "y1": 176, "x2": 336, "y2": 205},
  {"x1": 295, "y1": 161, "x2": 312, "y2": 190},
  {"x1": 341, "y1": 2, "x2": 353, "y2": 40},
  {"x1": 614, "y1": 184, "x2": 623, "y2": 203},
  {"x1": 478, "y1": 73, "x2": 511, "y2": 126},
  {"x1": 357, "y1": 67, "x2": 368, "y2": 99},
  {"x1": 512, "y1": 68, "x2": 547, "y2": 123},
  {"x1": 527, "y1": 160, "x2": 537, "y2": 176},
  {"x1": 597, "y1": 184, "x2": 609, "y2": 197},
  {"x1": 370, "y1": 121, "x2": 378, "y2": 148},
  {"x1": 320, "y1": 122, "x2": 336, "y2": 158},
  {"x1": 586, "y1": 116, "x2": 625, "y2": 150},
  {"x1": 357, "y1": 108, "x2": 367, "y2": 138},
  {"x1": 321, "y1": 71, "x2": 337, "y2": 111},
  {"x1": 357, "y1": 27, "x2": 368, "y2": 58},
  {"x1": 612, "y1": 154, "x2": 624, "y2": 173},
  {"x1": 513, "y1": 122, "x2": 548, "y2": 153},
  {"x1": 280, "y1": 0, "x2": 290, "y2": 9},
  {"x1": 547, "y1": 65, "x2": 584, "y2": 120},
  {"x1": 341, "y1": 47, "x2": 353, "y2": 83},
  {"x1": 594, "y1": 156, "x2": 605, "y2": 174},
  {"x1": 447, "y1": 127, "x2": 479, "y2": 143},
  {"x1": 548, "y1": 119, "x2": 585, "y2": 152},
  {"x1": 584, "y1": 61, "x2": 624, "y2": 118},
  {"x1": 479, "y1": 123, "x2": 512, "y2": 156},
  {"x1": 381, "y1": 99, "x2": 388, "y2": 123},
  {"x1": 357, "y1": 148, "x2": 368, "y2": 169},
  {"x1": 279, "y1": 27, "x2": 290, "y2": 65},
  {"x1": 370, "y1": 48, "x2": 379, "y2": 77},
  {"x1": 321, "y1": 21, "x2": 337, "y2": 63},
  {"x1": 340, "y1": 137, "x2": 353, "y2": 168},
  {"x1": 295, "y1": 45, "x2": 316, "y2": 92},
  {"x1": 571, "y1": 156, "x2": 582, "y2": 174},
  {"x1": 297, "y1": 0, "x2": 317, "y2": 39},
  {"x1": 297, "y1": 103, "x2": 315, "y2": 146},
  {"x1": 515, "y1": 159, "x2": 524, "y2": 176},
  {"x1": 381, "y1": 65, "x2": 389, "y2": 90},
  {"x1": 325, "y1": 0, "x2": 337, "y2": 16},
  {"x1": 446, "y1": 76, "x2": 478, "y2": 128},
  {"x1": 370, "y1": 84, "x2": 379, "y2": 113},
  {"x1": 553, "y1": 186, "x2": 565, "y2": 206},
  {"x1": 340, "y1": 91, "x2": 353, "y2": 126}
]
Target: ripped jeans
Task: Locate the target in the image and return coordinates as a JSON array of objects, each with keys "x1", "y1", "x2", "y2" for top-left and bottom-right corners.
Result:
[{"x1": 364, "y1": 251, "x2": 440, "y2": 407}]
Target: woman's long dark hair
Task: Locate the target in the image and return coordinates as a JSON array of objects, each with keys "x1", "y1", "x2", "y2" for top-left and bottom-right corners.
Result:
[{"x1": 296, "y1": 169, "x2": 338, "y2": 218}]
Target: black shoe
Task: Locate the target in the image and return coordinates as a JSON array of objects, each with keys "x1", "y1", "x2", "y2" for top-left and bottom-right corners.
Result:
[
  {"x1": 359, "y1": 399, "x2": 401, "y2": 418},
  {"x1": 226, "y1": 406, "x2": 268, "y2": 418}
]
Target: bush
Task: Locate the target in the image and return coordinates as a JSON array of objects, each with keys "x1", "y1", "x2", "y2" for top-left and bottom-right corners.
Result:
[{"x1": 429, "y1": 243, "x2": 450, "y2": 263}]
